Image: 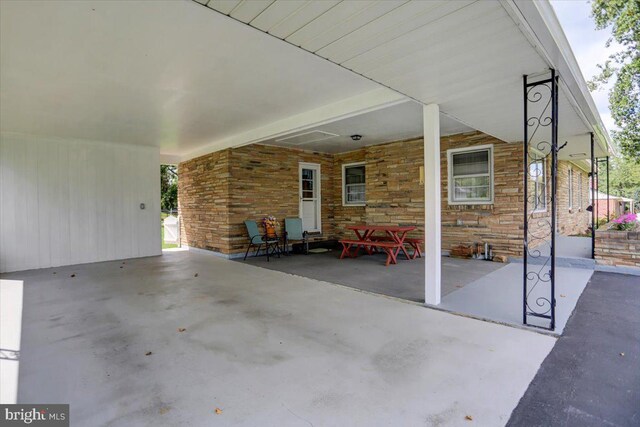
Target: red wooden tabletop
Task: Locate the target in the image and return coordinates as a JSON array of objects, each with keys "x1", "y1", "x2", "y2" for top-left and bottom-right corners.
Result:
[{"x1": 347, "y1": 225, "x2": 416, "y2": 232}]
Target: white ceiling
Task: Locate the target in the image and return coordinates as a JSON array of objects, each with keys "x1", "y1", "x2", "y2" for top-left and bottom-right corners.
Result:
[
  {"x1": 0, "y1": 0, "x2": 378, "y2": 156},
  {"x1": 1, "y1": 0, "x2": 609, "y2": 162},
  {"x1": 261, "y1": 101, "x2": 472, "y2": 153},
  {"x1": 203, "y1": 0, "x2": 598, "y2": 148}
]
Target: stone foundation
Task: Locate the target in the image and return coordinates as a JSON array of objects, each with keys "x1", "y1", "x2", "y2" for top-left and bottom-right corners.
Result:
[{"x1": 595, "y1": 230, "x2": 640, "y2": 268}]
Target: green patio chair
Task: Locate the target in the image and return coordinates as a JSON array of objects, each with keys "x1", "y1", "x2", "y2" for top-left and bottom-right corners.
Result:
[
  {"x1": 284, "y1": 218, "x2": 308, "y2": 255},
  {"x1": 243, "y1": 220, "x2": 281, "y2": 262}
]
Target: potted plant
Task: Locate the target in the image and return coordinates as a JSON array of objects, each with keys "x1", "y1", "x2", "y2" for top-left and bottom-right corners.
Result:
[{"x1": 262, "y1": 216, "x2": 280, "y2": 238}]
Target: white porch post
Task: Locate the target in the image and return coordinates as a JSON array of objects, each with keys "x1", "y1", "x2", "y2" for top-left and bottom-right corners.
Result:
[{"x1": 423, "y1": 104, "x2": 441, "y2": 305}]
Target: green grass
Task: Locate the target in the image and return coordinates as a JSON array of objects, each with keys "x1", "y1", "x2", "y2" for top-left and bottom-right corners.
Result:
[{"x1": 161, "y1": 223, "x2": 178, "y2": 249}]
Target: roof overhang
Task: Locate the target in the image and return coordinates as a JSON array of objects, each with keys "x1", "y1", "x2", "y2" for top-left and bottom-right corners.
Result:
[{"x1": 504, "y1": 0, "x2": 615, "y2": 158}]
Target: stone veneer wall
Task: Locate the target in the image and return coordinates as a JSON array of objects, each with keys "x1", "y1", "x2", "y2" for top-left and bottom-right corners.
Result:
[
  {"x1": 178, "y1": 150, "x2": 231, "y2": 253},
  {"x1": 333, "y1": 149, "x2": 366, "y2": 240},
  {"x1": 226, "y1": 144, "x2": 334, "y2": 254},
  {"x1": 178, "y1": 131, "x2": 585, "y2": 259},
  {"x1": 595, "y1": 230, "x2": 640, "y2": 268},
  {"x1": 366, "y1": 139, "x2": 425, "y2": 239},
  {"x1": 440, "y1": 132, "x2": 525, "y2": 258},
  {"x1": 557, "y1": 162, "x2": 591, "y2": 236}
]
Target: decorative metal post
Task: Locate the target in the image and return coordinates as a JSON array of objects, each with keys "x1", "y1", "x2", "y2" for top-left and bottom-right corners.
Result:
[
  {"x1": 590, "y1": 133, "x2": 596, "y2": 259},
  {"x1": 606, "y1": 156, "x2": 610, "y2": 221},
  {"x1": 596, "y1": 158, "x2": 600, "y2": 224},
  {"x1": 523, "y1": 70, "x2": 558, "y2": 331}
]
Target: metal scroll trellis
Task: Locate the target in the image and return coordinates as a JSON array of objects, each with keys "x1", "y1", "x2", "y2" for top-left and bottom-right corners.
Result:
[{"x1": 523, "y1": 70, "x2": 558, "y2": 331}]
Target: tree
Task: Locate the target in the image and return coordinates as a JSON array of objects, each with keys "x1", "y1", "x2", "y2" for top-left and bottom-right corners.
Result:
[
  {"x1": 589, "y1": 0, "x2": 640, "y2": 161},
  {"x1": 609, "y1": 156, "x2": 640, "y2": 211},
  {"x1": 161, "y1": 165, "x2": 178, "y2": 212}
]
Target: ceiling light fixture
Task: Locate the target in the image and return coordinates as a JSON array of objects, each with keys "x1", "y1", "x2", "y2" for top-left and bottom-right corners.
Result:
[
  {"x1": 569, "y1": 153, "x2": 587, "y2": 157},
  {"x1": 350, "y1": 134, "x2": 362, "y2": 141}
]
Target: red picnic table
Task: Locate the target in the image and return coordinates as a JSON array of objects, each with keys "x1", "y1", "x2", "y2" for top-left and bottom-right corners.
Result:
[{"x1": 339, "y1": 225, "x2": 422, "y2": 266}]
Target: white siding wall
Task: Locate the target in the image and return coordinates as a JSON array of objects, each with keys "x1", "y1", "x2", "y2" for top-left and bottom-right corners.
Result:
[{"x1": 0, "y1": 133, "x2": 161, "y2": 273}]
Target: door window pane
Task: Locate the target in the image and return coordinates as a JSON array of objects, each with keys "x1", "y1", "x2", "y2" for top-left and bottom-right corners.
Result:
[{"x1": 302, "y1": 168, "x2": 314, "y2": 199}]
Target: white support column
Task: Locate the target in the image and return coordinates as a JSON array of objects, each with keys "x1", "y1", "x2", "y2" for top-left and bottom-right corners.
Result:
[{"x1": 423, "y1": 104, "x2": 441, "y2": 305}]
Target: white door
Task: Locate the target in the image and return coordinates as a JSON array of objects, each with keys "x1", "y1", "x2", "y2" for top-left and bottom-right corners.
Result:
[{"x1": 299, "y1": 163, "x2": 321, "y2": 233}]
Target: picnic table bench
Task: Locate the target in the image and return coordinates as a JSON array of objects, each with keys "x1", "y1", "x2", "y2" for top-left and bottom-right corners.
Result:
[
  {"x1": 339, "y1": 239, "x2": 403, "y2": 266},
  {"x1": 339, "y1": 225, "x2": 422, "y2": 266}
]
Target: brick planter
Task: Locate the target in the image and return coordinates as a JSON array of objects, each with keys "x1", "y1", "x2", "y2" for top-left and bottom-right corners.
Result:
[{"x1": 595, "y1": 230, "x2": 640, "y2": 268}]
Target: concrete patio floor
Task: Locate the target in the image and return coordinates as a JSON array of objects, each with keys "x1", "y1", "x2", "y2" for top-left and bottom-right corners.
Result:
[
  {"x1": 2, "y1": 250, "x2": 556, "y2": 426},
  {"x1": 439, "y1": 263, "x2": 593, "y2": 335},
  {"x1": 238, "y1": 250, "x2": 504, "y2": 303},
  {"x1": 239, "y1": 249, "x2": 590, "y2": 334}
]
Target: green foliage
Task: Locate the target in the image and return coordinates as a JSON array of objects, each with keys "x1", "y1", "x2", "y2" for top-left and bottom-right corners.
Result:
[
  {"x1": 610, "y1": 157, "x2": 640, "y2": 197},
  {"x1": 609, "y1": 156, "x2": 640, "y2": 211},
  {"x1": 589, "y1": 0, "x2": 640, "y2": 161},
  {"x1": 160, "y1": 165, "x2": 178, "y2": 212}
]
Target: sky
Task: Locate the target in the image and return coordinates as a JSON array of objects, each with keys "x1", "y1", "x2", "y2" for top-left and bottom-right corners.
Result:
[{"x1": 551, "y1": 0, "x2": 619, "y2": 134}]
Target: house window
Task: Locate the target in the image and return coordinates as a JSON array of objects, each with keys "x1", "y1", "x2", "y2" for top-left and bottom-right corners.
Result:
[
  {"x1": 568, "y1": 167, "x2": 574, "y2": 209},
  {"x1": 530, "y1": 158, "x2": 547, "y2": 212},
  {"x1": 447, "y1": 145, "x2": 493, "y2": 204},
  {"x1": 342, "y1": 162, "x2": 365, "y2": 206},
  {"x1": 578, "y1": 173, "x2": 583, "y2": 208}
]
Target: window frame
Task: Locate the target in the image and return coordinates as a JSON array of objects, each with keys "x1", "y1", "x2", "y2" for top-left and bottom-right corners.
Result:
[
  {"x1": 578, "y1": 171, "x2": 583, "y2": 209},
  {"x1": 342, "y1": 162, "x2": 366, "y2": 207},
  {"x1": 447, "y1": 144, "x2": 494, "y2": 205},
  {"x1": 530, "y1": 157, "x2": 547, "y2": 213},
  {"x1": 568, "y1": 166, "x2": 574, "y2": 210}
]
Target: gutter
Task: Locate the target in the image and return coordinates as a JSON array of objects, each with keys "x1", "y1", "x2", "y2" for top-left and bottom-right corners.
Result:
[{"x1": 501, "y1": 0, "x2": 616, "y2": 157}]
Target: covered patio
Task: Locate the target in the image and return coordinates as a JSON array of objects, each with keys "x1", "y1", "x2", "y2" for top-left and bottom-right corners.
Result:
[{"x1": 0, "y1": 0, "x2": 617, "y2": 418}]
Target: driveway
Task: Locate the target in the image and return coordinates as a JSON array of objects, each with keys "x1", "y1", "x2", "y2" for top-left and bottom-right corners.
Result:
[
  {"x1": 4, "y1": 250, "x2": 555, "y2": 426},
  {"x1": 508, "y1": 271, "x2": 640, "y2": 426}
]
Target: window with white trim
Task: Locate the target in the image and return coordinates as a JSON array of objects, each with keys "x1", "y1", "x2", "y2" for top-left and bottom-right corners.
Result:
[
  {"x1": 568, "y1": 167, "x2": 574, "y2": 209},
  {"x1": 578, "y1": 172, "x2": 583, "y2": 209},
  {"x1": 447, "y1": 145, "x2": 493, "y2": 204},
  {"x1": 342, "y1": 162, "x2": 365, "y2": 206},
  {"x1": 530, "y1": 158, "x2": 547, "y2": 212}
]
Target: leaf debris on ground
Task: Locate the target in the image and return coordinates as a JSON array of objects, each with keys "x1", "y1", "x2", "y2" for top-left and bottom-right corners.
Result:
[
  {"x1": 465, "y1": 415, "x2": 473, "y2": 421},
  {"x1": 214, "y1": 408, "x2": 222, "y2": 415},
  {"x1": 194, "y1": 273, "x2": 199, "y2": 277},
  {"x1": 145, "y1": 351, "x2": 152, "y2": 356},
  {"x1": 178, "y1": 328, "x2": 186, "y2": 333},
  {"x1": 70, "y1": 274, "x2": 76, "y2": 278}
]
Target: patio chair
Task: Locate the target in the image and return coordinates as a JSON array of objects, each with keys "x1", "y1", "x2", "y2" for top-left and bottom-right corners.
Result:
[
  {"x1": 243, "y1": 220, "x2": 281, "y2": 262},
  {"x1": 284, "y1": 218, "x2": 308, "y2": 255}
]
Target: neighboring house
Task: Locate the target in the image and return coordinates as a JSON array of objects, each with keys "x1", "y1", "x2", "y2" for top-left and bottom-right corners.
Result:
[{"x1": 592, "y1": 191, "x2": 636, "y2": 220}]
